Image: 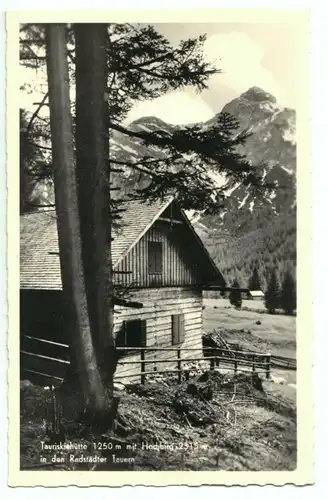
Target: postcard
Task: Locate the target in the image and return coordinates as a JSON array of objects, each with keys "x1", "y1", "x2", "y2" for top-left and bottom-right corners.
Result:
[{"x1": 7, "y1": 8, "x2": 312, "y2": 487}]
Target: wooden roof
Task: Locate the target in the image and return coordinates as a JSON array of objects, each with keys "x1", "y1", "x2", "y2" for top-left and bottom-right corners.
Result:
[{"x1": 20, "y1": 198, "x2": 224, "y2": 290}]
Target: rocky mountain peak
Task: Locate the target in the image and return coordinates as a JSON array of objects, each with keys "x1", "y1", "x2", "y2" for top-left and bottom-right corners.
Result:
[
  {"x1": 240, "y1": 86, "x2": 277, "y2": 104},
  {"x1": 22, "y1": 85, "x2": 296, "y2": 287},
  {"x1": 129, "y1": 115, "x2": 174, "y2": 134}
]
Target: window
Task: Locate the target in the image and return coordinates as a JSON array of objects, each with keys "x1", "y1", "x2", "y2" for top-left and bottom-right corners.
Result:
[
  {"x1": 148, "y1": 241, "x2": 163, "y2": 274},
  {"x1": 171, "y1": 314, "x2": 185, "y2": 345},
  {"x1": 116, "y1": 319, "x2": 147, "y2": 356}
]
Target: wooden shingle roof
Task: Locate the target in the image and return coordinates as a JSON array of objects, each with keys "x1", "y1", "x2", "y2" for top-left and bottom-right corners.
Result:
[{"x1": 20, "y1": 198, "x2": 171, "y2": 290}]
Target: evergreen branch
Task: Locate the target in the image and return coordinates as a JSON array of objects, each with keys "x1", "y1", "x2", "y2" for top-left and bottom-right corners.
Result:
[
  {"x1": 111, "y1": 158, "x2": 160, "y2": 178},
  {"x1": 26, "y1": 170, "x2": 52, "y2": 179},
  {"x1": 25, "y1": 92, "x2": 49, "y2": 138},
  {"x1": 109, "y1": 121, "x2": 165, "y2": 145},
  {"x1": 137, "y1": 66, "x2": 217, "y2": 82},
  {"x1": 118, "y1": 53, "x2": 175, "y2": 71},
  {"x1": 20, "y1": 47, "x2": 46, "y2": 61},
  {"x1": 28, "y1": 141, "x2": 52, "y2": 151},
  {"x1": 111, "y1": 155, "x2": 179, "y2": 168},
  {"x1": 67, "y1": 50, "x2": 75, "y2": 64},
  {"x1": 26, "y1": 202, "x2": 55, "y2": 208}
]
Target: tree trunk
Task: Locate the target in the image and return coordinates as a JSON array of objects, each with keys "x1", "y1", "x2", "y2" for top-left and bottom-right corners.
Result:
[
  {"x1": 75, "y1": 23, "x2": 117, "y2": 390},
  {"x1": 45, "y1": 24, "x2": 109, "y2": 416}
]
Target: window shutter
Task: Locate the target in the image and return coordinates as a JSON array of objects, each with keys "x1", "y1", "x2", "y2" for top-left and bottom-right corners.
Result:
[
  {"x1": 148, "y1": 242, "x2": 155, "y2": 274},
  {"x1": 148, "y1": 241, "x2": 163, "y2": 274},
  {"x1": 140, "y1": 319, "x2": 147, "y2": 347},
  {"x1": 172, "y1": 315, "x2": 178, "y2": 345},
  {"x1": 122, "y1": 321, "x2": 128, "y2": 347},
  {"x1": 156, "y1": 243, "x2": 163, "y2": 273},
  {"x1": 178, "y1": 314, "x2": 185, "y2": 343}
]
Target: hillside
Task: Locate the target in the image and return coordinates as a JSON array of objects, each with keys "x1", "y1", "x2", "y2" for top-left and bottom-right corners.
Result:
[
  {"x1": 21, "y1": 86, "x2": 296, "y2": 287},
  {"x1": 120, "y1": 87, "x2": 297, "y2": 287},
  {"x1": 193, "y1": 87, "x2": 296, "y2": 286}
]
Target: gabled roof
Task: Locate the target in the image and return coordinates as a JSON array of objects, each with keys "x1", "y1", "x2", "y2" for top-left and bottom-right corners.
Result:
[{"x1": 20, "y1": 198, "x2": 224, "y2": 290}]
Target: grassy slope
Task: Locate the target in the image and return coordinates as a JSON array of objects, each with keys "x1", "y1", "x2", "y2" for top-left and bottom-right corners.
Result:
[
  {"x1": 203, "y1": 300, "x2": 297, "y2": 406},
  {"x1": 203, "y1": 298, "x2": 296, "y2": 359}
]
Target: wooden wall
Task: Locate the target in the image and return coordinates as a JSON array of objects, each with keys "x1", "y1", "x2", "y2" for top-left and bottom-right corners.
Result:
[
  {"x1": 114, "y1": 221, "x2": 202, "y2": 288},
  {"x1": 20, "y1": 290, "x2": 67, "y2": 343},
  {"x1": 20, "y1": 290, "x2": 69, "y2": 384},
  {"x1": 20, "y1": 287, "x2": 204, "y2": 385},
  {"x1": 114, "y1": 287, "x2": 203, "y2": 382}
]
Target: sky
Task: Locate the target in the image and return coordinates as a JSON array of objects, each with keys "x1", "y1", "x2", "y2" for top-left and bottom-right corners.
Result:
[
  {"x1": 126, "y1": 22, "x2": 298, "y2": 125},
  {"x1": 20, "y1": 22, "x2": 298, "y2": 126}
]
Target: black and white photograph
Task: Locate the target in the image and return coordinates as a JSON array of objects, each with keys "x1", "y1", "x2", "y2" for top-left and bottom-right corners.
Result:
[{"x1": 7, "y1": 10, "x2": 312, "y2": 485}]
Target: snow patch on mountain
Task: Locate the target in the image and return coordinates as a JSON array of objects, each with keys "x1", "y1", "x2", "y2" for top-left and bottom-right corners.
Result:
[
  {"x1": 239, "y1": 193, "x2": 249, "y2": 209},
  {"x1": 259, "y1": 101, "x2": 277, "y2": 113},
  {"x1": 136, "y1": 124, "x2": 153, "y2": 133},
  {"x1": 110, "y1": 139, "x2": 121, "y2": 151},
  {"x1": 281, "y1": 165, "x2": 294, "y2": 175},
  {"x1": 224, "y1": 182, "x2": 241, "y2": 197},
  {"x1": 208, "y1": 170, "x2": 225, "y2": 187},
  {"x1": 120, "y1": 143, "x2": 138, "y2": 155}
]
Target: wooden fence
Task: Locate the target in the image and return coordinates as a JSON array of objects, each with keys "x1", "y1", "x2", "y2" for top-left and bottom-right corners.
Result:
[
  {"x1": 270, "y1": 354, "x2": 297, "y2": 370},
  {"x1": 115, "y1": 346, "x2": 272, "y2": 384},
  {"x1": 20, "y1": 333, "x2": 274, "y2": 386},
  {"x1": 224, "y1": 343, "x2": 297, "y2": 370},
  {"x1": 20, "y1": 334, "x2": 70, "y2": 386}
]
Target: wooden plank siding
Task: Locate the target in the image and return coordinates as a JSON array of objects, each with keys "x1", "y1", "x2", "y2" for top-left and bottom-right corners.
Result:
[
  {"x1": 114, "y1": 221, "x2": 202, "y2": 289},
  {"x1": 20, "y1": 290, "x2": 68, "y2": 344},
  {"x1": 21, "y1": 287, "x2": 204, "y2": 384},
  {"x1": 114, "y1": 287, "x2": 203, "y2": 382}
]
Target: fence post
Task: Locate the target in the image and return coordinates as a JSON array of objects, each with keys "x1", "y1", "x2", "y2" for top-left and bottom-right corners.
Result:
[
  {"x1": 266, "y1": 354, "x2": 271, "y2": 380},
  {"x1": 177, "y1": 348, "x2": 182, "y2": 384},
  {"x1": 252, "y1": 355, "x2": 256, "y2": 373},
  {"x1": 234, "y1": 359, "x2": 238, "y2": 375},
  {"x1": 141, "y1": 349, "x2": 146, "y2": 385},
  {"x1": 210, "y1": 356, "x2": 215, "y2": 371},
  {"x1": 216, "y1": 349, "x2": 220, "y2": 368}
]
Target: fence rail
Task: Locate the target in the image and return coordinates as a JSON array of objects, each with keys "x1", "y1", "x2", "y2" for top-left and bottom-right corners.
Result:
[
  {"x1": 20, "y1": 333, "x2": 296, "y2": 387},
  {"x1": 270, "y1": 355, "x2": 297, "y2": 370},
  {"x1": 114, "y1": 346, "x2": 271, "y2": 384}
]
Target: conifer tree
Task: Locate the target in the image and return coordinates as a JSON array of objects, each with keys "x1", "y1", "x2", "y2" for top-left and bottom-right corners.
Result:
[
  {"x1": 281, "y1": 270, "x2": 296, "y2": 315},
  {"x1": 20, "y1": 23, "x2": 273, "y2": 213},
  {"x1": 248, "y1": 266, "x2": 261, "y2": 291},
  {"x1": 20, "y1": 23, "x2": 274, "y2": 421},
  {"x1": 264, "y1": 269, "x2": 281, "y2": 314},
  {"x1": 229, "y1": 279, "x2": 242, "y2": 310}
]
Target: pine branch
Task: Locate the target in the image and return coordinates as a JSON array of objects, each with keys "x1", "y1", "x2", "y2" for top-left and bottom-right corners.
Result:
[
  {"x1": 118, "y1": 53, "x2": 175, "y2": 71},
  {"x1": 25, "y1": 92, "x2": 49, "y2": 138},
  {"x1": 26, "y1": 202, "x2": 55, "y2": 208},
  {"x1": 28, "y1": 141, "x2": 52, "y2": 151},
  {"x1": 111, "y1": 158, "x2": 160, "y2": 178},
  {"x1": 109, "y1": 121, "x2": 165, "y2": 145},
  {"x1": 111, "y1": 155, "x2": 179, "y2": 168},
  {"x1": 138, "y1": 66, "x2": 217, "y2": 82}
]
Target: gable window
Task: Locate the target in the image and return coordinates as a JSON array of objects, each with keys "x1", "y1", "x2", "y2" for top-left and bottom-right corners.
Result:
[
  {"x1": 171, "y1": 314, "x2": 185, "y2": 345},
  {"x1": 116, "y1": 319, "x2": 147, "y2": 356},
  {"x1": 148, "y1": 241, "x2": 163, "y2": 274}
]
